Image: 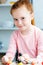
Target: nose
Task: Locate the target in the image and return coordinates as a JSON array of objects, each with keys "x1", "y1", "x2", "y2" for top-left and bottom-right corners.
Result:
[{"x1": 18, "y1": 19, "x2": 22, "y2": 25}]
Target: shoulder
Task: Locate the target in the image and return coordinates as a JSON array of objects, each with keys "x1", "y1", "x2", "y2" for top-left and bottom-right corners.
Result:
[
  {"x1": 10, "y1": 30, "x2": 20, "y2": 39},
  {"x1": 32, "y1": 25, "x2": 43, "y2": 33},
  {"x1": 32, "y1": 25, "x2": 43, "y2": 37},
  {"x1": 12, "y1": 30, "x2": 19, "y2": 35},
  {"x1": 31, "y1": 25, "x2": 43, "y2": 43}
]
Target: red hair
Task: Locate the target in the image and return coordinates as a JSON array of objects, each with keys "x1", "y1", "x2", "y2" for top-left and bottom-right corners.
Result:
[{"x1": 10, "y1": 0, "x2": 35, "y2": 25}]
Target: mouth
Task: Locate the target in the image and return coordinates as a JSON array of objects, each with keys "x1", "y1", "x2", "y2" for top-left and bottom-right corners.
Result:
[{"x1": 18, "y1": 26, "x2": 23, "y2": 28}]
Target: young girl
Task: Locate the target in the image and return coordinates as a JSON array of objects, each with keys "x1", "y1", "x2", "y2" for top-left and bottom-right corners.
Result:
[{"x1": 2, "y1": 0, "x2": 43, "y2": 64}]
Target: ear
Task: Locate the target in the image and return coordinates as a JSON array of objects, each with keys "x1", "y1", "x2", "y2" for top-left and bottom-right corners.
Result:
[{"x1": 31, "y1": 13, "x2": 34, "y2": 20}]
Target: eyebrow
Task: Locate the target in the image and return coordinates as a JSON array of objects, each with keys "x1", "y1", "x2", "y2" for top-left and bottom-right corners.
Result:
[
  {"x1": 21, "y1": 17, "x2": 25, "y2": 18},
  {"x1": 13, "y1": 17, "x2": 25, "y2": 20},
  {"x1": 13, "y1": 18, "x2": 18, "y2": 20}
]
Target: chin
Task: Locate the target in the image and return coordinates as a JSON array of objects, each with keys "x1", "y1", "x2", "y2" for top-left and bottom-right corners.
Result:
[{"x1": 20, "y1": 27, "x2": 27, "y2": 31}]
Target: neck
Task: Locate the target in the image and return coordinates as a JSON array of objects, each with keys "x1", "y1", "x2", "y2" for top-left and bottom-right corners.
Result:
[{"x1": 21, "y1": 26, "x2": 32, "y2": 35}]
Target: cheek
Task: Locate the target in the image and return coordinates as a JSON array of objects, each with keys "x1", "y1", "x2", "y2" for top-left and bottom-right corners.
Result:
[
  {"x1": 23, "y1": 21, "x2": 31, "y2": 27},
  {"x1": 23, "y1": 22, "x2": 28, "y2": 26},
  {"x1": 14, "y1": 21, "x2": 18, "y2": 26},
  {"x1": 23, "y1": 19, "x2": 28, "y2": 24},
  {"x1": 23, "y1": 19, "x2": 30, "y2": 25}
]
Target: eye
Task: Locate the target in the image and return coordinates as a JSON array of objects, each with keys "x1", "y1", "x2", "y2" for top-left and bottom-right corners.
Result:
[
  {"x1": 14, "y1": 18, "x2": 18, "y2": 21},
  {"x1": 22, "y1": 17, "x2": 25, "y2": 19}
]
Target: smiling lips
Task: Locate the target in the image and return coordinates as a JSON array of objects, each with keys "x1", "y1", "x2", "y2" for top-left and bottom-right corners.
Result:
[{"x1": 18, "y1": 26, "x2": 23, "y2": 28}]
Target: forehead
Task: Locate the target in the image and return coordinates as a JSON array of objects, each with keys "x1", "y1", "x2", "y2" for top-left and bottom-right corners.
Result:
[{"x1": 12, "y1": 6, "x2": 31, "y2": 18}]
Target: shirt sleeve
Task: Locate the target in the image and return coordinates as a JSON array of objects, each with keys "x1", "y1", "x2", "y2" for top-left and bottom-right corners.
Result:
[
  {"x1": 37, "y1": 30, "x2": 43, "y2": 60},
  {"x1": 5, "y1": 31, "x2": 17, "y2": 61}
]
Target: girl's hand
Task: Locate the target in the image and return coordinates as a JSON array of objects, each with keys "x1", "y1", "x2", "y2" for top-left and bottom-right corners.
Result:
[
  {"x1": 1, "y1": 56, "x2": 12, "y2": 65},
  {"x1": 18, "y1": 54, "x2": 30, "y2": 64}
]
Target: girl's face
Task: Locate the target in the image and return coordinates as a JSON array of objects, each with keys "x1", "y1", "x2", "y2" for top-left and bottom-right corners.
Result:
[{"x1": 12, "y1": 5, "x2": 33, "y2": 32}]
